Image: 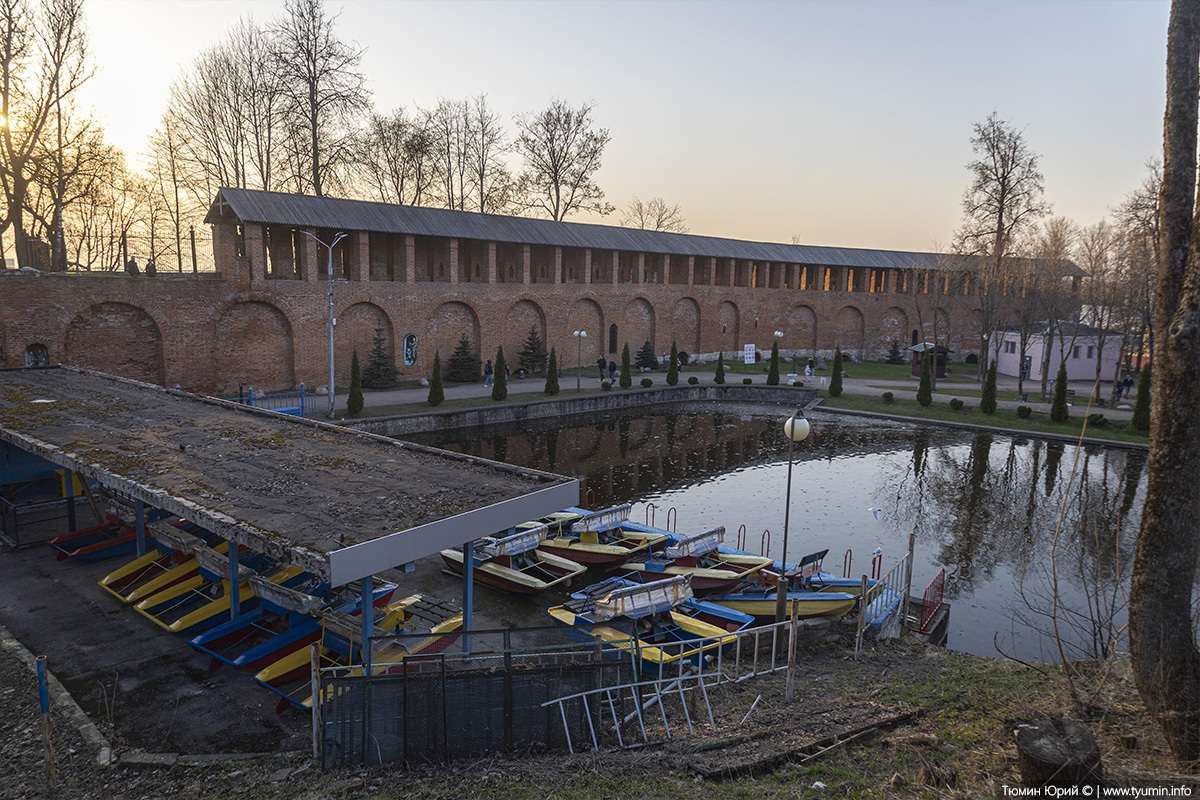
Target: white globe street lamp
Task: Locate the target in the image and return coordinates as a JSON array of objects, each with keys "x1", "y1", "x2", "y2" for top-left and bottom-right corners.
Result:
[
  {"x1": 776, "y1": 407, "x2": 812, "y2": 625},
  {"x1": 299, "y1": 230, "x2": 348, "y2": 418},
  {"x1": 572, "y1": 330, "x2": 587, "y2": 392}
]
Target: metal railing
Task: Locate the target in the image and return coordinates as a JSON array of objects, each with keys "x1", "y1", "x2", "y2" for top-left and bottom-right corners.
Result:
[
  {"x1": 915, "y1": 567, "x2": 945, "y2": 634},
  {"x1": 855, "y1": 549, "x2": 913, "y2": 659},
  {"x1": 232, "y1": 387, "x2": 309, "y2": 417}
]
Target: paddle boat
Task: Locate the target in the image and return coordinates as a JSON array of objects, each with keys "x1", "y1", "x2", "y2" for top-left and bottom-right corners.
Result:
[
  {"x1": 254, "y1": 593, "x2": 463, "y2": 712},
  {"x1": 618, "y1": 527, "x2": 774, "y2": 595},
  {"x1": 189, "y1": 578, "x2": 397, "y2": 672},
  {"x1": 98, "y1": 520, "x2": 222, "y2": 603},
  {"x1": 440, "y1": 522, "x2": 587, "y2": 595},
  {"x1": 705, "y1": 582, "x2": 859, "y2": 621},
  {"x1": 548, "y1": 574, "x2": 744, "y2": 676},
  {"x1": 536, "y1": 504, "x2": 669, "y2": 566},
  {"x1": 49, "y1": 517, "x2": 133, "y2": 561},
  {"x1": 759, "y1": 548, "x2": 883, "y2": 598}
]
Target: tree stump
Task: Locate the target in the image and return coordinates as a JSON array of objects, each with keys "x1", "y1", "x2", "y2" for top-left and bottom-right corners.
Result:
[{"x1": 1014, "y1": 718, "x2": 1103, "y2": 787}]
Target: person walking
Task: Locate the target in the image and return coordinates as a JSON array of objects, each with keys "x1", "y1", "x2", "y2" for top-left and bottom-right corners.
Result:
[
  {"x1": 483, "y1": 359, "x2": 494, "y2": 387},
  {"x1": 608, "y1": 361, "x2": 616, "y2": 383},
  {"x1": 597, "y1": 356, "x2": 607, "y2": 379}
]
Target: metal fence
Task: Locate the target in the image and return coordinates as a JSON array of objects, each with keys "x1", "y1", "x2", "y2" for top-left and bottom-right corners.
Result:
[{"x1": 232, "y1": 388, "x2": 309, "y2": 417}]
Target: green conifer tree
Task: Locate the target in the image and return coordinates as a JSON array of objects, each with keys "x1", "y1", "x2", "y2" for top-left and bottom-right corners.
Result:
[
  {"x1": 1132, "y1": 365, "x2": 1151, "y2": 431},
  {"x1": 347, "y1": 350, "x2": 364, "y2": 415},
  {"x1": 361, "y1": 324, "x2": 399, "y2": 389},
  {"x1": 980, "y1": 360, "x2": 998, "y2": 414},
  {"x1": 829, "y1": 346, "x2": 844, "y2": 397},
  {"x1": 545, "y1": 348, "x2": 560, "y2": 395},
  {"x1": 917, "y1": 350, "x2": 933, "y2": 406},
  {"x1": 1050, "y1": 362, "x2": 1070, "y2": 422},
  {"x1": 635, "y1": 340, "x2": 659, "y2": 370},
  {"x1": 445, "y1": 335, "x2": 481, "y2": 383},
  {"x1": 715, "y1": 352, "x2": 726, "y2": 385},
  {"x1": 492, "y1": 346, "x2": 508, "y2": 401},
  {"x1": 517, "y1": 325, "x2": 548, "y2": 375},
  {"x1": 428, "y1": 352, "x2": 444, "y2": 406},
  {"x1": 767, "y1": 340, "x2": 780, "y2": 386},
  {"x1": 885, "y1": 339, "x2": 906, "y2": 365},
  {"x1": 666, "y1": 342, "x2": 679, "y2": 386},
  {"x1": 619, "y1": 343, "x2": 633, "y2": 388}
]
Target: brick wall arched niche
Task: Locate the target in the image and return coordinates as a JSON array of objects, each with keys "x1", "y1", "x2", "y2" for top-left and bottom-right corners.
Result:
[
  {"x1": 832, "y1": 305, "x2": 865, "y2": 357},
  {"x1": 64, "y1": 302, "x2": 166, "y2": 386},
  {"x1": 335, "y1": 302, "x2": 391, "y2": 386},
  {"x1": 672, "y1": 297, "x2": 701, "y2": 356},
  {"x1": 876, "y1": 307, "x2": 910, "y2": 353},
  {"x1": 623, "y1": 298, "x2": 655, "y2": 354},
  {"x1": 505, "y1": 299, "x2": 546, "y2": 366},
  {"x1": 785, "y1": 305, "x2": 817, "y2": 355},
  {"x1": 567, "y1": 299, "x2": 604, "y2": 365},
  {"x1": 426, "y1": 300, "x2": 481, "y2": 366},
  {"x1": 215, "y1": 301, "x2": 295, "y2": 393},
  {"x1": 717, "y1": 301, "x2": 739, "y2": 355}
]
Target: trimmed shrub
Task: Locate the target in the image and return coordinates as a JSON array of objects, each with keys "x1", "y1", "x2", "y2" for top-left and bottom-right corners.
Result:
[
  {"x1": 491, "y1": 346, "x2": 508, "y2": 401},
  {"x1": 544, "y1": 348, "x2": 560, "y2": 395},
  {"x1": 666, "y1": 342, "x2": 679, "y2": 386},
  {"x1": 1087, "y1": 413, "x2": 1107, "y2": 428},
  {"x1": 980, "y1": 360, "x2": 997, "y2": 415},
  {"x1": 715, "y1": 353, "x2": 726, "y2": 384},
  {"x1": 882, "y1": 391, "x2": 894, "y2": 403},
  {"x1": 742, "y1": 377, "x2": 753, "y2": 385},
  {"x1": 949, "y1": 398, "x2": 964, "y2": 411},
  {"x1": 601, "y1": 381, "x2": 612, "y2": 391},
  {"x1": 347, "y1": 350, "x2": 364, "y2": 415},
  {"x1": 620, "y1": 343, "x2": 633, "y2": 388},
  {"x1": 1050, "y1": 362, "x2": 1069, "y2": 423},
  {"x1": 687, "y1": 375, "x2": 699, "y2": 385},
  {"x1": 428, "y1": 352, "x2": 444, "y2": 406},
  {"x1": 829, "y1": 346, "x2": 844, "y2": 397},
  {"x1": 766, "y1": 341, "x2": 780, "y2": 386},
  {"x1": 640, "y1": 377, "x2": 653, "y2": 388},
  {"x1": 1017, "y1": 405, "x2": 1032, "y2": 419}
]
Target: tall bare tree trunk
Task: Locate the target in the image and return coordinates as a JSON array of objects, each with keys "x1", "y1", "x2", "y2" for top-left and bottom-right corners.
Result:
[{"x1": 1130, "y1": 0, "x2": 1200, "y2": 771}]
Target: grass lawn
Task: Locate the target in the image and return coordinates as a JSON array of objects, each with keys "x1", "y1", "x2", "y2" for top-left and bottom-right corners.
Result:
[{"x1": 820, "y1": 392, "x2": 1149, "y2": 445}]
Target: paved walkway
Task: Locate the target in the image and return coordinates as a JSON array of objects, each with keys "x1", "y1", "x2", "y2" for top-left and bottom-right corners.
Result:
[{"x1": 328, "y1": 365, "x2": 1138, "y2": 423}]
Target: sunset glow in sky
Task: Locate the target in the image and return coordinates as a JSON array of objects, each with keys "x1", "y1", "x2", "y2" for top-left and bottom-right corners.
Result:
[{"x1": 83, "y1": 0, "x2": 1169, "y2": 252}]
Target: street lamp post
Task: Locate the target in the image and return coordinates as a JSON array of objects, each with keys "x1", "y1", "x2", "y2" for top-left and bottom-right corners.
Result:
[
  {"x1": 572, "y1": 329, "x2": 587, "y2": 392},
  {"x1": 300, "y1": 230, "x2": 348, "y2": 418},
  {"x1": 775, "y1": 406, "x2": 811, "y2": 624}
]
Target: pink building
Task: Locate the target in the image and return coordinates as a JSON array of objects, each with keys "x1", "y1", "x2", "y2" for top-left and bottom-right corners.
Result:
[{"x1": 993, "y1": 322, "x2": 1123, "y2": 382}]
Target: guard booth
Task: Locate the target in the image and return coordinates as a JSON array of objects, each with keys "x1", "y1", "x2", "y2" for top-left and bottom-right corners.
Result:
[{"x1": 909, "y1": 342, "x2": 951, "y2": 379}]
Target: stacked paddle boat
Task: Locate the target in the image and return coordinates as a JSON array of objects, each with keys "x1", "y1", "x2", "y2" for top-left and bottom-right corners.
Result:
[
  {"x1": 536, "y1": 504, "x2": 669, "y2": 566},
  {"x1": 705, "y1": 550, "x2": 868, "y2": 622},
  {"x1": 254, "y1": 593, "x2": 463, "y2": 712},
  {"x1": 440, "y1": 522, "x2": 587, "y2": 595},
  {"x1": 618, "y1": 527, "x2": 774, "y2": 595},
  {"x1": 548, "y1": 574, "x2": 749, "y2": 676},
  {"x1": 98, "y1": 519, "x2": 226, "y2": 604}
]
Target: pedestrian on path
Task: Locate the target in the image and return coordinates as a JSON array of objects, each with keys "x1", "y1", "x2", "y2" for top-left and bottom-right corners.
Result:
[
  {"x1": 597, "y1": 356, "x2": 607, "y2": 379},
  {"x1": 483, "y1": 359, "x2": 494, "y2": 387},
  {"x1": 608, "y1": 362, "x2": 616, "y2": 383}
]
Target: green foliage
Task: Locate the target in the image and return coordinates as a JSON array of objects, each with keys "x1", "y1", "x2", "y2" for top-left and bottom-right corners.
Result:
[
  {"x1": 347, "y1": 350, "x2": 364, "y2": 415},
  {"x1": 491, "y1": 346, "x2": 508, "y2": 401},
  {"x1": 917, "y1": 350, "x2": 933, "y2": 406},
  {"x1": 1132, "y1": 366, "x2": 1151, "y2": 431},
  {"x1": 742, "y1": 377, "x2": 753, "y2": 385},
  {"x1": 980, "y1": 360, "x2": 998, "y2": 415},
  {"x1": 361, "y1": 324, "x2": 398, "y2": 389},
  {"x1": 640, "y1": 377, "x2": 653, "y2": 388},
  {"x1": 666, "y1": 342, "x2": 679, "y2": 386},
  {"x1": 635, "y1": 340, "x2": 659, "y2": 370},
  {"x1": 445, "y1": 335, "x2": 481, "y2": 383},
  {"x1": 882, "y1": 391, "x2": 894, "y2": 403},
  {"x1": 601, "y1": 381, "x2": 612, "y2": 391},
  {"x1": 619, "y1": 344, "x2": 632, "y2": 388},
  {"x1": 427, "y1": 352, "x2": 444, "y2": 406},
  {"x1": 1017, "y1": 405, "x2": 1032, "y2": 419},
  {"x1": 829, "y1": 346, "x2": 844, "y2": 397},
  {"x1": 1087, "y1": 413, "x2": 1107, "y2": 428},
  {"x1": 949, "y1": 397, "x2": 964, "y2": 411},
  {"x1": 517, "y1": 325, "x2": 548, "y2": 375},
  {"x1": 715, "y1": 352, "x2": 726, "y2": 385},
  {"x1": 1050, "y1": 362, "x2": 1070, "y2": 423},
  {"x1": 544, "y1": 348, "x2": 559, "y2": 395},
  {"x1": 688, "y1": 375, "x2": 699, "y2": 385},
  {"x1": 885, "y1": 339, "x2": 906, "y2": 365},
  {"x1": 766, "y1": 340, "x2": 780, "y2": 385}
]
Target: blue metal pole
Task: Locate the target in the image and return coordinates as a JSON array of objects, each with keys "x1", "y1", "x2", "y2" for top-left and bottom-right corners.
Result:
[
  {"x1": 360, "y1": 575, "x2": 374, "y2": 672},
  {"x1": 228, "y1": 542, "x2": 240, "y2": 619},
  {"x1": 36, "y1": 655, "x2": 54, "y2": 787},
  {"x1": 134, "y1": 498, "x2": 146, "y2": 557},
  {"x1": 462, "y1": 540, "x2": 474, "y2": 654}
]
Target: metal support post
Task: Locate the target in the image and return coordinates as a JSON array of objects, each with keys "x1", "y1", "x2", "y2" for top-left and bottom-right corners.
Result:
[
  {"x1": 63, "y1": 470, "x2": 75, "y2": 532},
  {"x1": 361, "y1": 574, "x2": 374, "y2": 672},
  {"x1": 228, "y1": 542, "x2": 240, "y2": 619},
  {"x1": 462, "y1": 540, "x2": 474, "y2": 654},
  {"x1": 134, "y1": 498, "x2": 146, "y2": 557}
]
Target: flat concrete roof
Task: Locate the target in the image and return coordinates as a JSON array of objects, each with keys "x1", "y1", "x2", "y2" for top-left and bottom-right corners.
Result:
[{"x1": 0, "y1": 367, "x2": 578, "y2": 584}]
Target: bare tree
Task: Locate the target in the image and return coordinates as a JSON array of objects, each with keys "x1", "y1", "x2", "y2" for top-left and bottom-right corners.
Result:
[
  {"x1": 621, "y1": 196, "x2": 688, "y2": 233},
  {"x1": 1031, "y1": 216, "x2": 1079, "y2": 397},
  {"x1": 956, "y1": 112, "x2": 1050, "y2": 377},
  {"x1": 514, "y1": 98, "x2": 613, "y2": 221},
  {"x1": 1129, "y1": 0, "x2": 1200, "y2": 770},
  {"x1": 352, "y1": 107, "x2": 437, "y2": 206},
  {"x1": 428, "y1": 97, "x2": 468, "y2": 211},
  {"x1": 464, "y1": 94, "x2": 512, "y2": 214},
  {"x1": 1076, "y1": 219, "x2": 1125, "y2": 397},
  {"x1": 0, "y1": 0, "x2": 90, "y2": 270},
  {"x1": 1114, "y1": 160, "x2": 1162, "y2": 370},
  {"x1": 270, "y1": 0, "x2": 368, "y2": 196}
]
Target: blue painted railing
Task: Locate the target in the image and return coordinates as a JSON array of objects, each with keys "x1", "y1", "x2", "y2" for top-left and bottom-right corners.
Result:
[{"x1": 234, "y1": 386, "x2": 308, "y2": 417}]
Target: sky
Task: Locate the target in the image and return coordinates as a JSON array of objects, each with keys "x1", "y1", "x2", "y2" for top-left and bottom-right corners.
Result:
[{"x1": 80, "y1": 0, "x2": 1170, "y2": 253}]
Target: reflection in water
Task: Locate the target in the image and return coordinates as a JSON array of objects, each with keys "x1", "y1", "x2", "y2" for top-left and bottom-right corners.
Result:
[{"x1": 405, "y1": 411, "x2": 1147, "y2": 661}]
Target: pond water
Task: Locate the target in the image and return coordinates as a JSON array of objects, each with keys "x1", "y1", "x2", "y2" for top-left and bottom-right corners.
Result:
[{"x1": 403, "y1": 409, "x2": 1146, "y2": 661}]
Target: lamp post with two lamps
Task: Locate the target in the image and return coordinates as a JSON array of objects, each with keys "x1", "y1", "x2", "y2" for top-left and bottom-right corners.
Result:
[
  {"x1": 299, "y1": 230, "x2": 348, "y2": 418},
  {"x1": 775, "y1": 406, "x2": 811, "y2": 625},
  {"x1": 572, "y1": 329, "x2": 587, "y2": 392}
]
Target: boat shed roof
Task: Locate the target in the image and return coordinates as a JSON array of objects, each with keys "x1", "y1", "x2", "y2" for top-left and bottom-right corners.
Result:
[
  {"x1": 206, "y1": 188, "x2": 1084, "y2": 276},
  {"x1": 0, "y1": 367, "x2": 578, "y2": 584}
]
